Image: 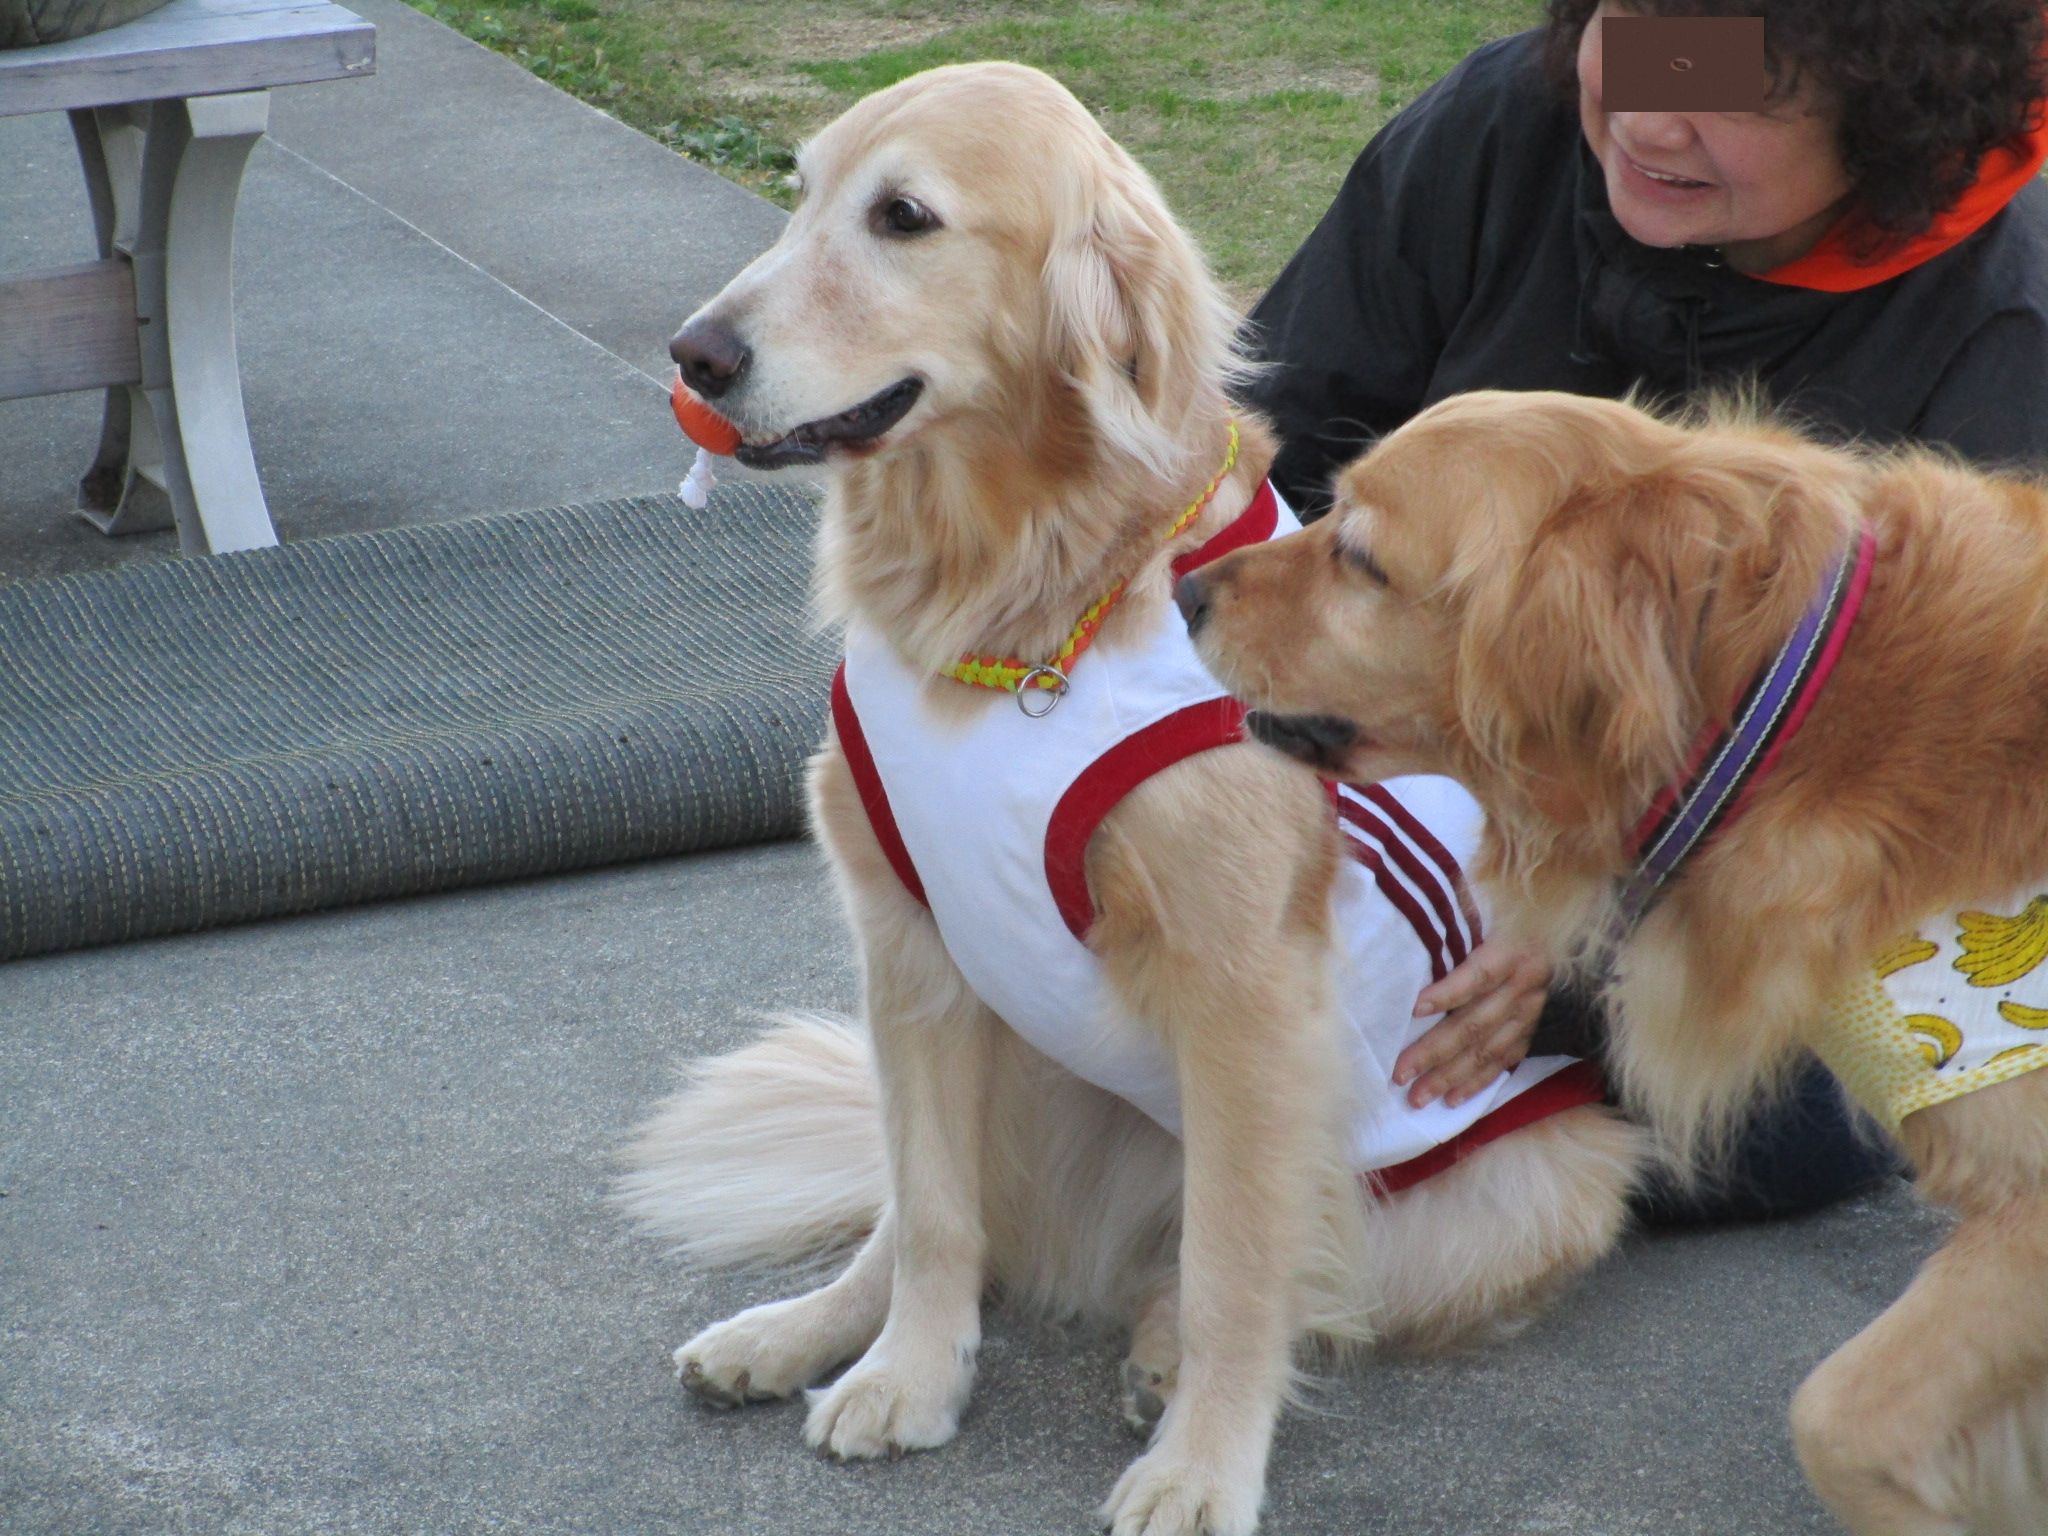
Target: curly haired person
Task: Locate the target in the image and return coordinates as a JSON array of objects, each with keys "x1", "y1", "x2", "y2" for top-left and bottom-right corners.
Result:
[{"x1": 1245, "y1": 0, "x2": 2048, "y2": 1223}]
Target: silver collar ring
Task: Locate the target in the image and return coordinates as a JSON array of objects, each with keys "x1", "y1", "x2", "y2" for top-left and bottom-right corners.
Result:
[{"x1": 1016, "y1": 664, "x2": 1070, "y2": 717}]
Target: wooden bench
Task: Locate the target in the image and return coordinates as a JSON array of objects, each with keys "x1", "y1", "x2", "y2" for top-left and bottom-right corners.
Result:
[{"x1": 0, "y1": 0, "x2": 375, "y2": 554}]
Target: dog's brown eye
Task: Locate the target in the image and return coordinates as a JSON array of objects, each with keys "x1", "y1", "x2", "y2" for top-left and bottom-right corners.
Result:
[{"x1": 876, "y1": 195, "x2": 938, "y2": 237}]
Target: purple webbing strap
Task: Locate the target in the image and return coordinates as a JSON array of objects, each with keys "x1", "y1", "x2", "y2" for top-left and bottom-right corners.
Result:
[{"x1": 1614, "y1": 528, "x2": 1869, "y2": 931}]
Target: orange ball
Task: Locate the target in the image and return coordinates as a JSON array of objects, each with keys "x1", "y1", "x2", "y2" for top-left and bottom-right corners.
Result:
[{"x1": 671, "y1": 375, "x2": 742, "y2": 456}]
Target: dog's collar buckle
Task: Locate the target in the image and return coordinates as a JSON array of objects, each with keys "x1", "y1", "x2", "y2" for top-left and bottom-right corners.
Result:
[{"x1": 1016, "y1": 665, "x2": 1070, "y2": 717}]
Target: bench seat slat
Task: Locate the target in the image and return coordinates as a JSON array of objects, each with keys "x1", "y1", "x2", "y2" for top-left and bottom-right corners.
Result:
[{"x1": 0, "y1": 0, "x2": 374, "y2": 117}]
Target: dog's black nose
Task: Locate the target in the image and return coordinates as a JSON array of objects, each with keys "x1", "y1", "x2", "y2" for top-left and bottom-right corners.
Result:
[
  {"x1": 670, "y1": 316, "x2": 751, "y2": 400},
  {"x1": 1174, "y1": 572, "x2": 1211, "y2": 636}
]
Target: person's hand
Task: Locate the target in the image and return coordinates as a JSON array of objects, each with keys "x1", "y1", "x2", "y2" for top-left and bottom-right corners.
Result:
[{"x1": 1392, "y1": 937, "x2": 1551, "y2": 1109}]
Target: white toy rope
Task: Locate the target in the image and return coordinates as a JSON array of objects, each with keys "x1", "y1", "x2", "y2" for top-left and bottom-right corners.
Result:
[{"x1": 678, "y1": 445, "x2": 719, "y2": 509}]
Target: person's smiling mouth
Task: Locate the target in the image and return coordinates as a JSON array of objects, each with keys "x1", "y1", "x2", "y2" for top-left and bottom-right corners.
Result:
[{"x1": 1621, "y1": 152, "x2": 1713, "y2": 192}]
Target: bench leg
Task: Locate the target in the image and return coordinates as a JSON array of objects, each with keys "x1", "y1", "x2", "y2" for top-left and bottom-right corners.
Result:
[
  {"x1": 69, "y1": 105, "x2": 155, "y2": 535},
  {"x1": 69, "y1": 93, "x2": 280, "y2": 556}
]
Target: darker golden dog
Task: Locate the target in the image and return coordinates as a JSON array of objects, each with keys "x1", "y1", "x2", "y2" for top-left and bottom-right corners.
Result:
[{"x1": 1187, "y1": 387, "x2": 2048, "y2": 1534}]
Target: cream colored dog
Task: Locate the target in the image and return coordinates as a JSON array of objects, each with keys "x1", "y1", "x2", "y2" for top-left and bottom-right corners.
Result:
[{"x1": 618, "y1": 65, "x2": 1642, "y2": 1535}]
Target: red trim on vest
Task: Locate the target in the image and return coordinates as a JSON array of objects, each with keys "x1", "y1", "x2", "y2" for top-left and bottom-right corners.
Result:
[
  {"x1": 1369, "y1": 1059, "x2": 1610, "y2": 1196},
  {"x1": 1045, "y1": 699, "x2": 1248, "y2": 941},
  {"x1": 1029, "y1": 478, "x2": 1286, "y2": 940},
  {"x1": 1758, "y1": 110, "x2": 2048, "y2": 293},
  {"x1": 1335, "y1": 790, "x2": 1471, "y2": 970},
  {"x1": 1336, "y1": 805, "x2": 1451, "y2": 983},
  {"x1": 1356, "y1": 782, "x2": 1484, "y2": 947},
  {"x1": 836, "y1": 476, "x2": 1285, "y2": 914},
  {"x1": 830, "y1": 663, "x2": 929, "y2": 908},
  {"x1": 1172, "y1": 479, "x2": 1279, "y2": 578}
]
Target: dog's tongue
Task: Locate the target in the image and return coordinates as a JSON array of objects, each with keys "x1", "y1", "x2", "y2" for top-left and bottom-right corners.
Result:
[{"x1": 671, "y1": 375, "x2": 742, "y2": 456}]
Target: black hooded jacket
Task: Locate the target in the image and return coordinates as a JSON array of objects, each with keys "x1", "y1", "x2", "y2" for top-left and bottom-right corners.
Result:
[{"x1": 1245, "y1": 29, "x2": 2048, "y2": 520}]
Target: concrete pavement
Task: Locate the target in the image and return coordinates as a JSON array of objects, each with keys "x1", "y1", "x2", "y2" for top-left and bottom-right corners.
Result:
[{"x1": 1, "y1": 844, "x2": 1946, "y2": 1535}]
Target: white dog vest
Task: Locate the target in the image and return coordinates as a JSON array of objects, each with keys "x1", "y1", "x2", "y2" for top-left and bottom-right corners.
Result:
[
  {"x1": 832, "y1": 480, "x2": 1600, "y2": 1187},
  {"x1": 1820, "y1": 890, "x2": 2048, "y2": 1132}
]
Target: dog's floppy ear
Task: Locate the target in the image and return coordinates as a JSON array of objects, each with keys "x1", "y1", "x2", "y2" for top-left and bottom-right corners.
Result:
[
  {"x1": 1041, "y1": 143, "x2": 1228, "y2": 476},
  {"x1": 1454, "y1": 466, "x2": 1735, "y2": 829},
  {"x1": 1451, "y1": 420, "x2": 1857, "y2": 832}
]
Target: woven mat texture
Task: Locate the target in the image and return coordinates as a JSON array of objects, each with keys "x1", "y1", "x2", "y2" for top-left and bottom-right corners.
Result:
[{"x1": 0, "y1": 485, "x2": 831, "y2": 960}]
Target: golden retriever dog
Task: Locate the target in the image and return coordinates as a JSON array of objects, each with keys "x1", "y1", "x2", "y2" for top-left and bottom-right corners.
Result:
[
  {"x1": 616, "y1": 68, "x2": 1642, "y2": 1535},
  {"x1": 1183, "y1": 386, "x2": 2048, "y2": 1534}
]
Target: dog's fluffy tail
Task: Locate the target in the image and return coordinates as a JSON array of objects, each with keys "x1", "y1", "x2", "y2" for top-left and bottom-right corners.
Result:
[
  {"x1": 611, "y1": 1012, "x2": 884, "y2": 1269},
  {"x1": 615, "y1": 1011, "x2": 1188, "y2": 1326}
]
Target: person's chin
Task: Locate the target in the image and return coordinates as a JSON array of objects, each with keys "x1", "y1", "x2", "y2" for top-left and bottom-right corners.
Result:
[
  {"x1": 1607, "y1": 178, "x2": 1709, "y2": 249},
  {"x1": 1604, "y1": 158, "x2": 1726, "y2": 249}
]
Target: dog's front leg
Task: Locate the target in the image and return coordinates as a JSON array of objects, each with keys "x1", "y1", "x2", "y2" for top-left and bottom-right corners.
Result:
[
  {"x1": 1091, "y1": 761, "x2": 1345, "y2": 1536},
  {"x1": 802, "y1": 889, "x2": 1001, "y2": 1460},
  {"x1": 1102, "y1": 944, "x2": 1334, "y2": 1536}
]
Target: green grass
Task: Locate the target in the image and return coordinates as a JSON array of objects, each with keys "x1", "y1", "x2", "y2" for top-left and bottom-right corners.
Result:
[{"x1": 407, "y1": 0, "x2": 1544, "y2": 302}]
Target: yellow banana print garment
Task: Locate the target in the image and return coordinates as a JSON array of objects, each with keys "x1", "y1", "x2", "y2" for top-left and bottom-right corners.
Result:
[{"x1": 1818, "y1": 891, "x2": 2048, "y2": 1132}]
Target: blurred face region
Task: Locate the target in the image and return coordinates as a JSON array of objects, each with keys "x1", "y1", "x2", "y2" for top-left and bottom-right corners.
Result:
[{"x1": 1576, "y1": 2, "x2": 1854, "y2": 272}]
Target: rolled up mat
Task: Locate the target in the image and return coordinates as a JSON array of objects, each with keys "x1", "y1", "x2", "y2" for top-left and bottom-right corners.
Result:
[{"x1": 0, "y1": 484, "x2": 832, "y2": 960}]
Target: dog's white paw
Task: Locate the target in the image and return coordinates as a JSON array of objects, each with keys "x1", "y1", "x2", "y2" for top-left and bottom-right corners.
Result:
[
  {"x1": 673, "y1": 1298, "x2": 853, "y2": 1408},
  {"x1": 1100, "y1": 1443, "x2": 1262, "y2": 1536},
  {"x1": 803, "y1": 1340, "x2": 975, "y2": 1460}
]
